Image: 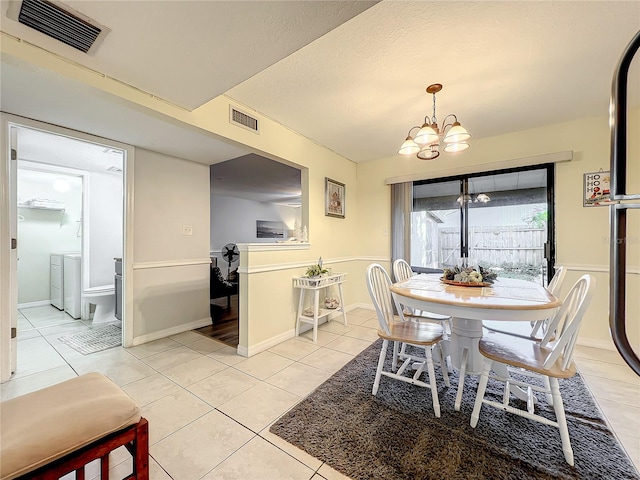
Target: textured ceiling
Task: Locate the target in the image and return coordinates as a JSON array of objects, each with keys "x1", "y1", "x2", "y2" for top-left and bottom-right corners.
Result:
[
  {"x1": 0, "y1": 59, "x2": 249, "y2": 165},
  {"x1": 227, "y1": 1, "x2": 640, "y2": 162},
  {"x1": 0, "y1": 0, "x2": 377, "y2": 110}
]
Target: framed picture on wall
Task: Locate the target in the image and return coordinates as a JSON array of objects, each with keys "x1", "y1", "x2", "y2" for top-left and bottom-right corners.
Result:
[
  {"x1": 256, "y1": 220, "x2": 284, "y2": 238},
  {"x1": 325, "y1": 177, "x2": 346, "y2": 218},
  {"x1": 583, "y1": 170, "x2": 612, "y2": 207}
]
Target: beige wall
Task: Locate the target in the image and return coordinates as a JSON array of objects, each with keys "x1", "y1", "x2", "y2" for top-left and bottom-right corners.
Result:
[
  {"x1": 356, "y1": 110, "x2": 640, "y2": 351},
  {"x1": 131, "y1": 149, "x2": 211, "y2": 341}
]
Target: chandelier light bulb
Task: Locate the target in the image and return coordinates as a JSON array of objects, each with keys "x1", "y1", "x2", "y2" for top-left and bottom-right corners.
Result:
[
  {"x1": 398, "y1": 136, "x2": 420, "y2": 155},
  {"x1": 443, "y1": 123, "x2": 471, "y2": 144},
  {"x1": 444, "y1": 141, "x2": 470, "y2": 153},
  {"x1": 414, "y1": 124, "x2": 439, "y2": 145}
]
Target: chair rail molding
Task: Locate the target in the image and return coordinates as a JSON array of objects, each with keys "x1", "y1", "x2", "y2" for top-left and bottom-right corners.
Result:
[
  {"x1": 132, "y1": 259, "x2": 211, "y2": 270},
  {"x1": 237, "y1": 256, "x2": 389, "y2": 275},
  {"x1": 236, "y1": 243, "x2": 311, "y2": 252},
  {"x1": 563, "y1": 263, "x2": 639, "y2": 275}
]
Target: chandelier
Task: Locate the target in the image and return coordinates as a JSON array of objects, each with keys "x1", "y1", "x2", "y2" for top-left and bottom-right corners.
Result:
[
  {"x1": 456, "y1": 193, "x2": 490, "y2": 205},
  {"x1": 398, "y1": 83, "x2": 471, "y2": 160}
]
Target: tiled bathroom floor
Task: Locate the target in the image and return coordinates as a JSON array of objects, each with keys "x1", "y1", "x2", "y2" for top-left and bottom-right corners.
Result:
[{"x1": 3, "y1": 305, "x2": 639, "y2": 479}]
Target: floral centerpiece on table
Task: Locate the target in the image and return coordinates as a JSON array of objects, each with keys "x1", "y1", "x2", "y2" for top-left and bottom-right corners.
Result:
[{"x1": 442, "y1": 265, "x2": 498, "y2": 285}]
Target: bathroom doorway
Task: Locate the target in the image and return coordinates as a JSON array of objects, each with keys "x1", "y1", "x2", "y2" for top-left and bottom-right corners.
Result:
[{"x1": 5, "y1": 121, "x2": 127, "y2": 379}]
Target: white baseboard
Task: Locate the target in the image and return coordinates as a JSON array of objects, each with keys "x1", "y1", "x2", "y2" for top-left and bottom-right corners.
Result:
[
  {"x1": 18, "y1": 300, "x2": 52, "y2": 309},
  {"x1": 237, "y1": 328, "x2": 296, "y2": 358},
  {"x1": 348, "y1": 303, "x2": 374, "y2": 311},
  {"x1": 130, "y1": 317, "x2": 212, "y2": 346},
  {"x1": 237, "y1": 303, "x2": 376, "y2": 357}
]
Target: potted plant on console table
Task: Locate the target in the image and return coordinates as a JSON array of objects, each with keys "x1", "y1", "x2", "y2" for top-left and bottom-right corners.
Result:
[{"x1": 305, "y1": 257, "x2": 329, "y2": 286}]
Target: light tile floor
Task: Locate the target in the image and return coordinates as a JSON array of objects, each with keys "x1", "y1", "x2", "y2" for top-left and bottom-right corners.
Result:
[{"x1": 2, "y1": 305, "x2": 639, "y2": 479}]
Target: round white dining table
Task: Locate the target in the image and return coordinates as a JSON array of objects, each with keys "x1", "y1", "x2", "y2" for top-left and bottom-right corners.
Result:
[{"x1": 390, "y1": 273, "x2": 561, "y2": 410}]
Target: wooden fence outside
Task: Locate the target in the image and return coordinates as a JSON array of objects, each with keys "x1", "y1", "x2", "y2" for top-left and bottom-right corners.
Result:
[{"x1": 438, "y1": 226, "x2": 546, "y2": 267}]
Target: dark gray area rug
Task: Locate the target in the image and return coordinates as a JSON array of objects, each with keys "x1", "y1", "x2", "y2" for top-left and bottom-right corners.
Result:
[{"x1": 270, "y1": 340, "x2": 639, "y2": 480}]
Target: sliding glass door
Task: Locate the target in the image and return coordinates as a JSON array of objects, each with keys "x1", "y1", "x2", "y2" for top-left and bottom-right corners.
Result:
[{"x1": 411, "y1": 165, "x2": 555, "y2": 285}]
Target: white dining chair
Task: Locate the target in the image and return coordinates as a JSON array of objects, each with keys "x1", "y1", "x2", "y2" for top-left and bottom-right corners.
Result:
[
  {"x1": 366, "y1": 263, "x2": 449, "y2": 417},
  {"x1": 470, "y1": 274, "x2": 595, "y2": 466},
  {"x1": 483, "y1": 266, "x2": 567, "y2": 340},
  {"x1": 392, "y1": 259, "x2": 452, "y2": 323},
  {"x1": 392, "y1": 258, "x2": 453, "y2": 372}
]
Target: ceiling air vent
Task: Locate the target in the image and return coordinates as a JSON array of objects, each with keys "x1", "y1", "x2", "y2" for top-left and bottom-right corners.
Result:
[
  {"x1": 229, "y1": 106, "x2": 259, "y2": 134},
  {"x1": 7, "y1": 0, "x2": 111, "y2": 54}
]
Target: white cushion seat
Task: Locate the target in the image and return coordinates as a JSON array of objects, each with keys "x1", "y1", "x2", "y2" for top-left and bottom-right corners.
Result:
[{"x1": 0, "y1": 372, "x2": 142, "y2": 479}]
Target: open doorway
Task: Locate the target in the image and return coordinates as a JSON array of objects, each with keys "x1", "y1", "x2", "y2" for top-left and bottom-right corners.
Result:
[
  {"x1": 8, "y1": 124, "x2": 125, "y2": 380},
  {"x1": 195, "y1": 154, "x2": 303, "y2": 346}
]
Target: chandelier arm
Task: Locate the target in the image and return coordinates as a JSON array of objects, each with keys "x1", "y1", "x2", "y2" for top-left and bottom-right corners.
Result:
[
  {"x1": 441, "y1": 114, "x2": 459, "y2": 132},
  {"x1": 407, "y1": 126, "x2": 421, "y2": 137}
]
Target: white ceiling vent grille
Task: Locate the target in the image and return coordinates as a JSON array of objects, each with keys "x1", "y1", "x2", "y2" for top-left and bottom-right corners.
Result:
[
  {"x1": 229, "y1": 106, "x2": 259, "y2": 134},
  {"x1": 7, "y1": 0, "x2": 111, "y2": 54}
]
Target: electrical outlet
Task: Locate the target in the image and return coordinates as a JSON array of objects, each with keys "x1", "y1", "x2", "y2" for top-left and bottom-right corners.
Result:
[
  {"x1": 182, "y1": 224, "x2": 193, "y2": 236},
  {"x1": 383, "y1": 227, "x2": 389, "y2": 236}
]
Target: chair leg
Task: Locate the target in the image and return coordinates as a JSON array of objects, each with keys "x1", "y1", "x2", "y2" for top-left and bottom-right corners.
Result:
[
  {"x1": 530, "y1": 319, "x2": 543, "y2": 337},
  {"x1": 550, "y1": 377, "x2": 574, "y2": 466},
  {"x1": 454, "y1": 347, "x2": 468, "y2": 411},
  {"x1": 439, "y1": 336, "x2": 453, "y2": 374},
  {"x1": 424, "y1": 346, "x2": 440, "y2": 418},
  {"x1": 372, "y1": 340, "x2": 388, "y2": 395},
  {"x1": 392, "y1": 341, "x2": 401, "y2": 371},
  {"x1": 471, "y1": 359, "x2": 492, "y2": 427},
  {"x1": 543, "y1": 374, "x2": 554, "y2": 406},
  {"x1": 438, "y1": 344, "x2": 450, "y2": 387}
]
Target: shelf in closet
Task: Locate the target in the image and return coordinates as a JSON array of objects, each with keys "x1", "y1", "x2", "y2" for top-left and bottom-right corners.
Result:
[
  {"x1": 18, "y1": 204, "x2": 65, "y2": 211},
  {"x1": 18, "y1": 204, "x2": 66, "y2": 226}
]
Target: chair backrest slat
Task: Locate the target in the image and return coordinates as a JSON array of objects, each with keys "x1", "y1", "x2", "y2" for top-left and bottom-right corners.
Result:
[
  {"x1": 547, "y1": 265, "x2": 567, "y2": 296},
  {"x1": 367, "y1": 264, "x2": 400, "y2": 334},
  {"x1": 392, "y1": 259, "x2": 414, "y2": 283},
  {"x1": 542, "y1": 274, "x2": 595, "y2": 371}
]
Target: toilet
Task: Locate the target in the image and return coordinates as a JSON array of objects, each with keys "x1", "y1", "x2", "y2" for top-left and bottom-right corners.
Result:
[{"x1": 83, "y1": 285, "x2": 117, "y2": 324}]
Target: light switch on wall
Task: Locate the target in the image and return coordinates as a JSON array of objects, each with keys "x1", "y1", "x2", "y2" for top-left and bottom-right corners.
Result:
[{"x1": 182, "y1": 224, "x2": 193, "y2": 236}]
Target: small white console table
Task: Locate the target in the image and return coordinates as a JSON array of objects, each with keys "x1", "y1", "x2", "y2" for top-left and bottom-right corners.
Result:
[{"x1": 293, "y1": 273, "x2": 347, "y2": 343}]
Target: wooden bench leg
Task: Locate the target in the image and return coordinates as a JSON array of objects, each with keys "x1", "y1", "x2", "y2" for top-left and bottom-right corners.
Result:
[
  {"x1": 20, "y1": 418, "x2": 149, "y2": 480},
  {"x1": 133, "y1": 418, "x2": 149, "y2": 478}
]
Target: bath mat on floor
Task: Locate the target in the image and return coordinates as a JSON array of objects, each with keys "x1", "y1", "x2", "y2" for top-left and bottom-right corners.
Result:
[{"x1": 59, "y1": 324, "x2": 122, "y2": 355}]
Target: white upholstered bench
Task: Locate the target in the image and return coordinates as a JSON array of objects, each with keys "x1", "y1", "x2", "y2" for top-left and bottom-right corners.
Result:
[{"x1": 0, "y1": 372, "x2": 148, "y2": 480}]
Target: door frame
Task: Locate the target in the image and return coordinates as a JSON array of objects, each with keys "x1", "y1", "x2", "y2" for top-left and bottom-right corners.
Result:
[{"x1": 1, "y1": 113, "x2": 135, "y2": 382}]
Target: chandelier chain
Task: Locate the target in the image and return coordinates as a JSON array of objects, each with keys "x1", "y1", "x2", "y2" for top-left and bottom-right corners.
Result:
[{"x1": 431, "y1": 92, "x2": 437, "y2": 124}]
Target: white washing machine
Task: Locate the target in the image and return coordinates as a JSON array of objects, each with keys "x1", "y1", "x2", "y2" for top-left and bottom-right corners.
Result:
[
  {"x1": 51, "y1": 252, "x2": 81, "y2": 311},
  {"x1": 63, "y1": 254, "x2": 82, "y2": 319},
  {"x1": 50, "y1": 253, "x2": 64, "y2": 310}
]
